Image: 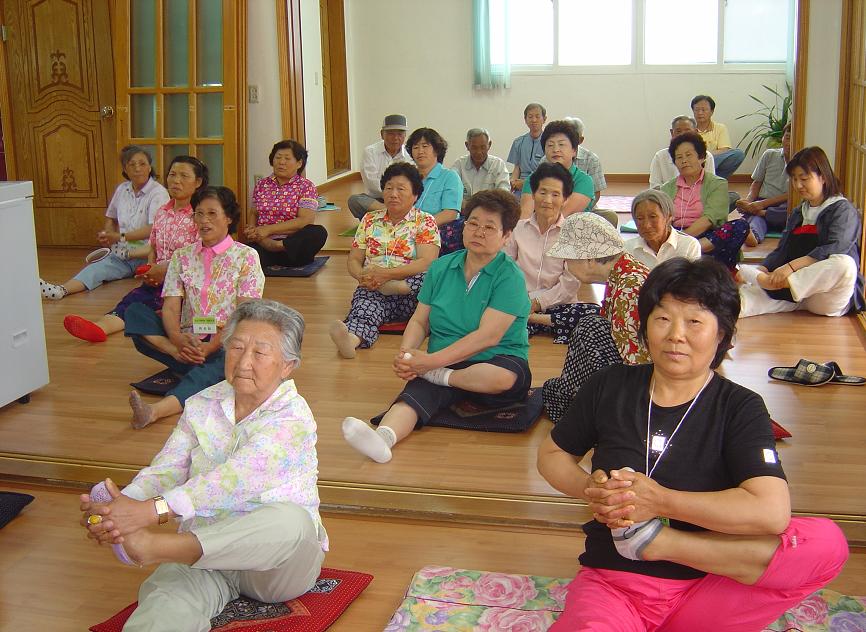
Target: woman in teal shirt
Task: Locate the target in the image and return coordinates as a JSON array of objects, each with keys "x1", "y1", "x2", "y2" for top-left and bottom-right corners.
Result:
[
  {"x1": 342, "y1": 190, "x2": 531, "y2": 463},
  {"x1": 407, "y1": 127, "x2": 465, "y2": 255}
]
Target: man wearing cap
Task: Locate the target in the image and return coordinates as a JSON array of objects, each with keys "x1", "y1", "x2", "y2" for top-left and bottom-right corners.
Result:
[
  {"x1": 542, "y1": 212, "x2": 651, "y2": 423},
  {"x1": 451, "y1": 128, "x2": 511, "y2": 202},
  {"x1": 348, "y1": 114, "x2": 413, "y2": 219}
]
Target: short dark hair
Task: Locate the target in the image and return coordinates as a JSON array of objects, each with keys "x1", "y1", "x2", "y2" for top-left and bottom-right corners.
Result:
[
  {"x1": 406, "y1": 127, "x2": 448, "y2": 163},
  {"x1": 167, "y1": 155, "x2": 209, "y2": 190},
  {"x1": 191, "y1": 185, "x2": 241, "y2": 233},
  {"x1": 668, "y1": 132, "x2": 707, "y2": 162},
  {"x1": 119, "y1": 144, "x2": 156, "y2": 181},
  {"x1": 785, "y1": 146, "x2": 842, "y2": 198},
  {"x1": 638, "y1": 258, "x2": 739, "y2": 369},
  {"x1": 463, "y1": 189, "x2": 520, "y2": 234},
  {"x1": 529, "y1": 162, "x2": 574, "y2": 197},
  {"x1": 524, "y1": 102, "x2": 546, "y2": 118},
  {"x1": 690, "y1": 95, "x2": 716, "y2": 112},
  {"x1": 380, "y1": 162, "x2": 424, "y2": 199},
  {"x1": 541, "y1": 120, "x2": 579, "y2": 153},
  {"x1": 269, "y1": 139, "x2": 308, "y2": 173}
]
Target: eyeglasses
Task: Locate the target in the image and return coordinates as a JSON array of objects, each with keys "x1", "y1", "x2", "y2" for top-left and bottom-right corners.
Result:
[{"x1": 464, "y1": 219, "x2": 501, "y2": 236}]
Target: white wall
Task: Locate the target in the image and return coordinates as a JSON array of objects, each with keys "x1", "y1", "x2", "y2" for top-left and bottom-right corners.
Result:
[
  {"x1": 300, "y1": 0, "x2": 328, "y2": 184},
  {"x1": 802, "y1": 0, "x2": 842, "y2": 166},
  {"x1": 344, "y1": 0, "x2": 789, "y2": 177}
]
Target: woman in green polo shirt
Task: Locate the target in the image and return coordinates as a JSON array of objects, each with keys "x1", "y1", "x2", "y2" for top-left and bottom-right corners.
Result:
[{"x1": 342, "y1": 190, "x2": 532, "y2": 463}]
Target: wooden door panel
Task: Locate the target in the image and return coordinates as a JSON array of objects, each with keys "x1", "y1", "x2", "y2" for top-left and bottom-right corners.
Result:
[{"x1": 29, "y1": 0, "x2": 94, "y2": 105}]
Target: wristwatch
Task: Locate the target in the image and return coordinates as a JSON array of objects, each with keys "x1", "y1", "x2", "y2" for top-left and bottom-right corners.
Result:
[{"x1": 153, "y1": 495, "x2": 170, "y2": 524}]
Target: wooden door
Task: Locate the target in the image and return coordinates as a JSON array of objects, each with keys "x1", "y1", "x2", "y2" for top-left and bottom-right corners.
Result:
[
  {"x1": 319, "y1": 0, "x2": 350, "y2": 177},
  {"x1": 1, "y1": 0, "x2": 116, "y2": 245}
]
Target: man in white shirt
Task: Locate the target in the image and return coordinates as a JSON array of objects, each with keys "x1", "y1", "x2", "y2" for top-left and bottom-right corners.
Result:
[
  {"x1": 649, "y1": 115, "x2": 716, "y2": 189},
  {"x1": 348, "y1": 114, "x2": 413, "y2": 219},
  {"x1": 450, "y1": 128, "x2": 511, "y2": 204}
]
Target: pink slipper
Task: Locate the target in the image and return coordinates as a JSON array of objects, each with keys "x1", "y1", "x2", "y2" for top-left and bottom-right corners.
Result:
[
  {"x1": 64, "y1": 315, "x2": 107, "y2": 343},
  {"x1": 89, "y1": 482, "x2": 136, "y2": 566}
]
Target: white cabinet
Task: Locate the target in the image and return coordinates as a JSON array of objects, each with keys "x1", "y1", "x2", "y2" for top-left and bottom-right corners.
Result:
[{"x1": 0, "y1": 181, "x2": 49, "y2": 407}]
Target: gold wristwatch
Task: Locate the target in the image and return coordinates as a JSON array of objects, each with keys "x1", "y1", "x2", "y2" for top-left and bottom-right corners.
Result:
[{"x1": 153, "y1": 496, "x2": 170, "y2": 524}]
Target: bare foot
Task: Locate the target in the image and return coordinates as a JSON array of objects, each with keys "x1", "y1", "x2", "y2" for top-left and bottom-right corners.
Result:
[
  {"x1": 129, "y1": 391, "x2": 158, "y2": 429},
  {"x1": 378, "y1": 280, "x2": 411, "y2": 296},
  {"x1": 259, "y1": 237, "x2": 285, "y2": 253},
  {"x1": 745, "y1": 230, "x2": 758, "y2": 247},
  {"x1": 756, "y1": 272, "x2": 786, "y2": 291},
  {"x1": 120, "y1": 528, "x2": 154, "y2": 566},
  {"x1": 329, "y1": 320, "x2": 360, "y2": 359}
]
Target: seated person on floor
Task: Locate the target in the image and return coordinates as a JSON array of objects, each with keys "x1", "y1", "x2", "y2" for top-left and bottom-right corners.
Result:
[
  {"x1": 125, "y1": 186, "x2": 265, "y2": 429},
  {"x1": 40, "y1": 145, "x2": 169, "y2": 301},
  {"x1": 80, "y1": 300, "x2": 328, "y2": 632},
  {"x1": 739, "y1": 145, "x2": 865, "y2": 317},
  {"x1": 624, "y1": 189, "x2": 701, "y2": 270},
  {"x1": 406, "y1": 127, "x2": 465, "y2": 254},
  {"x1": 542, "y1": 213, "x2": 651, "y2": 423},
  {"x1": 328, "y1": 162, "x2": 441, "y2": 359},
  {"x1": 736, "y1": 123, "x2": 792, "y2": 243},
  {"x1": 503, "y1": 162, "x2": 585, "y2": 344},
  {"x1": 348, "y1": 114, "x2": 412, "y2": 219},
  {"x1": 451, "y1": 128, "x2": 511, "y2": 201},
  {"x1": 649, "y1": 115, "x2": 717, "y2": 189},
  {"x1": 342, "y1": 189, "x2": 530, "y2": 464},
  {"x1": 507, "y1": 102, "x2": 547, "y2": 194},
  {"x1": 243, "y1": 140, "x2": 327, "y2": 268},
  {"x1": 691, "y1": 94, "x2": 745, "y2": 180},
  {"x1": 63, "y1": 155, "x2": 208, "y2": 343},
  {"x1": 519, "y1": 120, "x2": 596, "y2": 219},
  {"x1": 538, "y1": 257, "x2": 847, "y2": 632},
  {"x1": 565, "y1": 117, "x2": 607, "y2": 204},
  {"x1": 660, "y1": 132, "x2": 749, "y2": 271}
]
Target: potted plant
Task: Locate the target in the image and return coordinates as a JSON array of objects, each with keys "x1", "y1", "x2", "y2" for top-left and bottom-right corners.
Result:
[{"x1": 736, "y1": 83, "x2": 792, "y2": 158}]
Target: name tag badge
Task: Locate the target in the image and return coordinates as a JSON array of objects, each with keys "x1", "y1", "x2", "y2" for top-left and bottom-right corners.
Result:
[
  {"x1": 651, "y1": 435, "x2": 666, "y2": 452},
  {"x1": 192, "y1": 316, "x2": 217, "y2": 335},
  {"x1": 763, "y1": 448, "x2": 778, "y2": 464}
]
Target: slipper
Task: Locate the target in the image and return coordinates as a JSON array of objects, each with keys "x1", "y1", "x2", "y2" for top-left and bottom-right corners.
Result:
[
  {"x1": 63, "y1": 315, "x2": 107, "y2": 343},
  {"x1": 768, "y1": 359, "x2": 835, "y2": 386},
  {"x1": 823, "y1": 361, "x2": 866, "y2": 385},
  {"x1": 88, "y1": 482, "x2": 137, "y2": 566}
]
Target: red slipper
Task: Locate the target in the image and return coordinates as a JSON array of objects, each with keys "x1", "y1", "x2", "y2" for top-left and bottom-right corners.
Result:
[{"x1": 64, "y1": 315, "x2": 107, "y2": 342}]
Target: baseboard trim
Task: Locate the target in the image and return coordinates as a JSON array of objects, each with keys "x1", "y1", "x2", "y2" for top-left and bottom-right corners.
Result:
[{"x1": 317, "y1": 171, "x2": 361, "y2": 192}]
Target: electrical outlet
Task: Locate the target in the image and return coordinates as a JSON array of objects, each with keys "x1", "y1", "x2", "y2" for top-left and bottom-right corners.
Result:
[{"x1": 247, "y1": 85, "x2": 259, "y2": 103}]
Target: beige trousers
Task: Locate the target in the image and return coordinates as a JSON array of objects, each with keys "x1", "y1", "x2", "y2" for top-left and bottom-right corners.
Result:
[
  {"x1": 123, "y1": 502, "x2": 325, "y2": 632},
  {"x1": 739, "y1": 254, "x2": 857, "y2": 318}
]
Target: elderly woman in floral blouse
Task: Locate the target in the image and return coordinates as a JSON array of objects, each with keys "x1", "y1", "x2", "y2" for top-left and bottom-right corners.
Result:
[
  {"x1": 80, "y1": 300, "x2": 327, "y2": 632},
  {"x1": 542, "y1": 212, "x2": 651, "y2": 423},
  {"x1": 329, "y1": 162, "x2": 441, "y2": 358},
  {"x1": 124, "y1": 186, "x2": 265, "y2": 428},
  {"x1": 244, "y1": 139, "x2": 328, "y2": 268}
]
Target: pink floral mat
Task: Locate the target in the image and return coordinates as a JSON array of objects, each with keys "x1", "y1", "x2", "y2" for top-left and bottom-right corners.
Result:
[
  {"x1": 595, "y1": 195, "x2": 635, "y2": 213},
  {"x1": 384, "y1": 566, "x2": 866, "y2": 631}
]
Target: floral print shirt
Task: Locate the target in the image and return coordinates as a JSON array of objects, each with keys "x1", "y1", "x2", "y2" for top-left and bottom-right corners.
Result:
[
  {"x1": 352, "y1": 206, "x2": 441, "y2": 268},
  {"x1": 253, "y1": 174, "x2": 318, "y2": 235},
  {"x1": 162, "y1": 236, "x2": 265, "y2": 332},
  {"x1": 122, "y1": 379, "x2": 327, "y2": 551},
  {"x1": 149, "y1": 200, "x2": 199, "y2": 264},
  {"x1": 601, "y1": 253, "x2": 651, "y2": 365}
]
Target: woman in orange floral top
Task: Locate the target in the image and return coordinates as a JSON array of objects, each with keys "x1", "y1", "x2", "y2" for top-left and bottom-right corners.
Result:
[
  {"x1": 329, "y1": 163, "x2": 440, "y2": 358},
  {"x1": 542, "y1": 212, "x2": 651, "y2": 423}
]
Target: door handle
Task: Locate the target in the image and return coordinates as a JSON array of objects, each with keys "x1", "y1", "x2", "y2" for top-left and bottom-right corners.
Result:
[{"x1": 100, "y1": 105, "x2": 115, "y2": 119}]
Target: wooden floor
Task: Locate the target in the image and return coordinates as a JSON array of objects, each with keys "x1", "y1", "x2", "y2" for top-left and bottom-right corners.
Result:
[{"x1": 2, "y1": 483, "x2": 865, "y2": 632}]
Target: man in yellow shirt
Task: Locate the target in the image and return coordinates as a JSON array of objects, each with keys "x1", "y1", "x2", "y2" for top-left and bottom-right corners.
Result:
[{"x1": 691, "y1": 95, "x2": 745, "y2": 180}]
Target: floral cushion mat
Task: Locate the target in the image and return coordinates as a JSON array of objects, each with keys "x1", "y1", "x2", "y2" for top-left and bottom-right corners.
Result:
[{"x1": 384, "y1": 566, "x2": 866, "y2": 631}]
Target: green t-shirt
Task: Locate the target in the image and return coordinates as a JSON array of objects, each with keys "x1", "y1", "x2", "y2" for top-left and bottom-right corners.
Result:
[
  {"x1": 418, "y1": 250, "x2": 530, "y2": 362},
  {"x1": 522, "y1": 163, "x2": 596, "y2": 210}
]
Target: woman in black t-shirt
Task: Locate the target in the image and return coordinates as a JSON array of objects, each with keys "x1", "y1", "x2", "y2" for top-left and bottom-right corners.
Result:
[{"x1": 538, "y1": 258, "x2": 848, "y2": 631}]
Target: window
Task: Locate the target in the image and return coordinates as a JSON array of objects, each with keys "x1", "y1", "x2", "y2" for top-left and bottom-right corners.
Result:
[{"x1": 488, "y1": 0, "x2": 791, "y2": 69}]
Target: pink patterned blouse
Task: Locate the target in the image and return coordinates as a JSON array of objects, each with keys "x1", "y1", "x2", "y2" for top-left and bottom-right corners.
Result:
[
  {"x1": 253, "y1": 173, "x2": 318, "y2": 228},
  {"x1": 149, "y1": 200, "x2": 199, "y2": 264}
]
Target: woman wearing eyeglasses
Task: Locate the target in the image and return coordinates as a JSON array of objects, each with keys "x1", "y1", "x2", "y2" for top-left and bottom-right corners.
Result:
[{"x1": 342, "y1": 189, "x2": 531, "y2": 463}]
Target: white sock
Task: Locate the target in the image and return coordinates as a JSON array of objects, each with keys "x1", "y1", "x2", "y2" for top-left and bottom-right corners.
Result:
[
  {"x1": 40, "y1": 279, "x2": 67, "y2": 300},
  {"x1": 421, "y1": 367, "x2": 453, "y2": 386},
  {"x1": 342, "y1": 417, "x2": 392, "y2": 463},
  {"x1": 611, "y1": 518, "x2": 663, "y2": 561},
  {"x1": 376, "y1": 425, "x2": 397, "y2": 448}
]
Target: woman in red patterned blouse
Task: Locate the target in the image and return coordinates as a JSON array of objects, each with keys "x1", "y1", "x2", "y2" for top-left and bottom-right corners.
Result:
[{"x1": 244, "y1": 140, "x2": 327, "y2": 269}]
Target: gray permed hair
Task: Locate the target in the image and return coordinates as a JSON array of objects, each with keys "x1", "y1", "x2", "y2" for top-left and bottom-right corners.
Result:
[
  {"x1": 631, "y1": 189, "x2": 675, "y2": 220},
  {"x1": 670, "y1": 115, "x2": 697, "y2": 130},
  {"x1": 564, "y1": 116, "x2": 584, "y2": 138},
  {"x1": 222, "y1": 299, "x2": 305, "y2": 368},
  {"x1": 466, "y1": 127, "x2": 490, "y2": 142}
]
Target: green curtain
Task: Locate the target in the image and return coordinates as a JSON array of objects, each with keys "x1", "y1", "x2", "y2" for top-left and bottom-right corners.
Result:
[{"x1": 472, "y1": 0, "x2": 510, "y2": 89}]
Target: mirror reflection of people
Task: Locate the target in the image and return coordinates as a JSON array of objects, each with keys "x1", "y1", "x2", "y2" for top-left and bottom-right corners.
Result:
[
  {"x1": 539, "y1": 258, "x2": 847, "y2": 631},
  {"x1": 80, "y1": 300, "x2": 327, "y2": 632}
]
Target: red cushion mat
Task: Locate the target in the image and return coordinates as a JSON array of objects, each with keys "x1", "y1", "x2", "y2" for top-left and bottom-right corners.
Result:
[
  {"x1": 378, "y1": 321, "x2": 407, "y2": 334},
  {"x1": 771, "y1": 419, "x2": 792, "y2": 440}
]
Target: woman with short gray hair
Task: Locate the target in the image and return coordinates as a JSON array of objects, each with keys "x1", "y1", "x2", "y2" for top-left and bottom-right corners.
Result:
[
  {"x1": 624, "y1": 189, "x2": 701, "y2": 269},
  {"x1": 80, "y1": 298, "x2": 327, "y2": 631}
]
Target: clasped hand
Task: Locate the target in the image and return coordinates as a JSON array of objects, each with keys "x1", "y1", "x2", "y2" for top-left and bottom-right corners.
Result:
[
  {"x1": 392, "y1": 348, "x2": 437, "y2": 381},
  {"x1": 79, "y1": 478, "x2": 154, "y2": 545},
  {"x1": 243, "y1": 224, "x2": 269, "y2": 242},
  {"x1": 358, "y1": 265, "x2": 390, "y2": 290},
  {"x1": 584, "y1": 468, "x2": 665, "y2": 529},
  {"x1": 171, "y1": 333, "x2": 212, "y2": 364}
]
